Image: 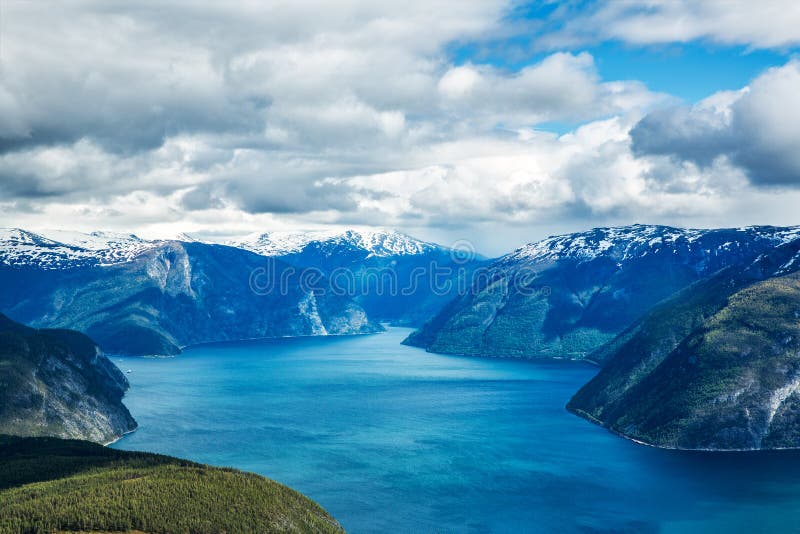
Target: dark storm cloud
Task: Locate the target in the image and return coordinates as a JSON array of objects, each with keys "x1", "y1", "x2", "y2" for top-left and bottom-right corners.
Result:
[
  {"x1": 225, "y1": 178, "x2": 360, "y2": 215},
  {"x1": 630, "y1": 106, "x2": 738, "y2": 166},
  {"x1": 0, "y1": 96, "x2": 268, "y2": 157},
  {"x1": 631, "y1": 62, "x2": 800, "y2": 188},
  {"x1": 180, "y1": 185, "x2": 226, "y2": 211}
]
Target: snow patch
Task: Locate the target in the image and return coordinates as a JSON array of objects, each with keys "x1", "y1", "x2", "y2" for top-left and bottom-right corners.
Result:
[
  {"x1": 0, "y1": 228, "x2": 159, "y2": 269},
  {"x1": 502, "y1": 224, "x2": 800, "y2": 267}
]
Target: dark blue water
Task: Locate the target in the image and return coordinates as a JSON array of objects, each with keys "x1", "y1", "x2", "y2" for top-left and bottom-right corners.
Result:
[{"x1": 112, "y1": 328, "x2": 800, "y2": 533}]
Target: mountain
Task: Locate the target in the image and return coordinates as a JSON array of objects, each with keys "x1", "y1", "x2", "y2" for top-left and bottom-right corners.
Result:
[
  {"x1": 0, "y1": 228, "x2": 157, "y2": 270},
  {"x1": 0, "y1": 314, "x2": 136, "y2": 444},
  {"x1": 229, "y1": 227, "x2": 441, "y2": 257},
  {"x1": 0, "y1": 229, "x2": 382, "y2": 356},
  {"x1": 404, "y1": 224, "x2": 800, "y2": 360},
  {"x1": 0, "y1": 435, "x2": 343, "y2": 533},
  {"x1": 568, "y1": 238, "x2": 800, "y2": 450},
  {"x1": 231, "y1": 228, "x2": 487, "y2": 326}
]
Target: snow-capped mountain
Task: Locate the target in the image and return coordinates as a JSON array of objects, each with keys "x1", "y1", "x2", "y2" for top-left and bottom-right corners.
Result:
[
  {"x1": 0, "y1": 231, "x2": 381, "y2": 356},
  {"x1": 405, "y1": 224, "x2": 800, "y2": 361},
  {"x1": 229, "y1": 227, "x2": 484, "y2": 326},
  {"x1": 0, "y1": 228, "x2": 159, "y2": 269},
  {"x1": 502, "y1": 224, "x2": 800, "y2": 266},
  {"x1": 229, "y1": 228, "x2": 442, "y2": 258},
  {"x1": 0, "y1": 227, "x2": 446, "y2": 270}
]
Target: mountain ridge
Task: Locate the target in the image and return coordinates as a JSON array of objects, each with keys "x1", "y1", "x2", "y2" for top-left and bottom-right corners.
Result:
[
  {"x1": 0, "y1": 238, "x2": 382, "y2": 356},
  {"x1": 567, "y1": 237, "x2": 800, "y2": 450},
  {"x1": 0, "y1": 314, "x2": 136, "y2": 444},
  {"x1": 405, "y1": 223, "x2": 800, "y2": 360},
  {"x1": 229, "y1": 227, "x2": 445, "y2": 258}
]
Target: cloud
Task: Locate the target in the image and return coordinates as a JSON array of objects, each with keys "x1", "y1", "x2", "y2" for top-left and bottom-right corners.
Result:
[
  {"x1": 541, "y1": 0, "x2": 800, "y2": 49},
  {"x1": 0, "y1": 0, "x2": 665, "y2": 220},
  {"x1": 316, "y1": 117, "x2": 734, "y2": 230},
  {"x1": 1, "y1": 1, "x2": 798, "y2": 255},
  {"x1": 631, "y1": 61, "x2": 800, "y2": 186},
  {"x1": 436, "y1": 53, "x2": 660, "y2": 127},
  {"x1": 0, "y1": 1, "x2": 508, "y2": 155}
]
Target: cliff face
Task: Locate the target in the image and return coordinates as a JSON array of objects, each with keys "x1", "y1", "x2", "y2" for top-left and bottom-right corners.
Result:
[
  {"x1": 1, "y1": 241, "x2": 382, "y2": 356},
  {"x1": 0, "y1": 314, "x2": 136, "y2": 444},
  {"x1": 568, "y1": 240, "x2": 800, "y2": 450}
]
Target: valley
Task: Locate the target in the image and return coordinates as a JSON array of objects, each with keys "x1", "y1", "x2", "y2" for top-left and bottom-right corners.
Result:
[{"x1": 5, "y1": 223, "x2": 800, "y2": 532}]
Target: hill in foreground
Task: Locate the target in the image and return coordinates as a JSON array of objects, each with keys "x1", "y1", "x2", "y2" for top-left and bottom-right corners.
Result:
[{"x1": 0, "y1": 435, "x2": 343, "y2": 533}]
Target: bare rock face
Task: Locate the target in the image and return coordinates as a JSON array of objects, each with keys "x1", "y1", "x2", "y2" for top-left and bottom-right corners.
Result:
[
  {"x1": 0, "y1": 238, "x2": 383, "y2": 356},
  {"x1": 0, "y1": 314, "x2": 137, "y2": 444}
]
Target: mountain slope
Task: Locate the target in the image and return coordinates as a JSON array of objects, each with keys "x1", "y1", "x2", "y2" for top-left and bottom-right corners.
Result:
[
  {"x1": 232, "y1": 228, "x2": 486, "y2": 326},
  {"x1": 568, "y1": 239, "x2": 800, "y2": 450},
  {"x1": 0, "y1": 232, "x2": 381, "y2": 356},
  {"x1": 0, "y1": 314, "x2": 136, "y2": 444},
  {"x1": 405, "y1": 224, "x2": 800, "y2": 360},
  {"x1": 0, "y1": 435, "x2": 343, "y2": 533}
]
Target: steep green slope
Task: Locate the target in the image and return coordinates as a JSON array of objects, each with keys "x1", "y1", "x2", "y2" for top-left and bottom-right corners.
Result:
[
  {"x1": 568, "y1": 240, "x2": 800, "y2": 450},
  {"x1": 0, "y1": 314, "x2": 136, "y2": 444},
  {"x1": 406, "y1": 225, "x2": 800, "y2": 361},
  {"x1": 0, "y1": 435, "x2": 343, "y2": 533}
]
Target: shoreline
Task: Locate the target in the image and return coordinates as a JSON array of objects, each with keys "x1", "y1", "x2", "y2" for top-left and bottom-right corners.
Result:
[
  {"x1": 103, "y1": 424, "x2": 138, "y2": 447},
  {"x1": 109, "y1": 327, "x2": 394, "y2": 359},
  {"x1": 417, "y1": 344, "x2": 601, "y2": 368},
  {"x1": 567, "y1": 406, "x2": 800, "y2": 453},
  {"x1": 181, "y1": 327, "x2": 388, "y2": 351}
]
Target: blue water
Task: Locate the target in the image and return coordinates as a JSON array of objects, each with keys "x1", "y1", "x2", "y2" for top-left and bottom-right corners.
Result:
[{"x1": 112, "y1": 328, "x2": 800, "y2": 533}]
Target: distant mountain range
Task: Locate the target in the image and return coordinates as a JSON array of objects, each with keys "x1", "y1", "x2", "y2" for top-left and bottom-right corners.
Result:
[
  {"x1": 0, "y1": 313, "x2": 136, "y2": 443},
  {"x1": 231, "y1": 228, "x2": 486, "y2": 325},
  {"x1": 0, "y1": 228, "x2": 159, "y2": 269},
  {"x1": 404, "y1": 224, "x2": 800, "y2": 360},
  {"x1": 229, "y1": 228, "x2": 441, "y2": 257},
  {"x1": 0, "y1": 227, "x2": 478, "y2": 355},
  {"x1": 5, "y1": 223, "x2": 800, "y2": 452},
  {"x1": 0, "y1": 229, "x2": 385, "y2": 356}
]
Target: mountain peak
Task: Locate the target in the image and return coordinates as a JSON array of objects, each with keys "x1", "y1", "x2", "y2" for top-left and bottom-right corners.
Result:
[
  {"x1": 229, "y1": 228, "x2": 441, "y2": 257},
  {"x1": 505, "y1": 224, "x2": 800, "y2": 265},
  {"x1": 0, "y1": 228, "x2": 157, "y2": 269}
]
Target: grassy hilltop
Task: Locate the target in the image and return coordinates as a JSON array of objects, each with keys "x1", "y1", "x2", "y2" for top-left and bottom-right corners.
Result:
[{"x1": 0, "y1": 435, "x2": 343, "y2": 534}]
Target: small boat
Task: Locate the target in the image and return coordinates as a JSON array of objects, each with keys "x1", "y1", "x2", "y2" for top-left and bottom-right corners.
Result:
[{"x1": 126, "y1": 369, "x2": 133, "y2": 373}]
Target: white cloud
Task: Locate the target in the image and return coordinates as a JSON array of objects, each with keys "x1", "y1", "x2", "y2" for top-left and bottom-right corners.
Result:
[
  {"x1": 1, "y1": 1, "x2": 799, "y2": 255},
  {"x1": 436, "y1": 53, "x2": 660, "y2": 128},
  {"x1": 543, "y1": 0, "x2": 800, "y2": 49}
]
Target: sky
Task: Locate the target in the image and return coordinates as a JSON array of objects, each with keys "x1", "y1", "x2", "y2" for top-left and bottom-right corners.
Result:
[{"x1": 1, "y1": 0, "x2": 800, "y2": 256}]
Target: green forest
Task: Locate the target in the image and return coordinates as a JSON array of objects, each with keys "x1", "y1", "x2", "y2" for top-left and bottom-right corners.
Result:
[{"x1": 0, "y1": 435, "x2": 343, "y2": 534}]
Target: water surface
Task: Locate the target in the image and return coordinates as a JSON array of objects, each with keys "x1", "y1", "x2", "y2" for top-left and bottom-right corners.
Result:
[{"x1": 113, "y1": 328, "x2": 800, "y2": 533}]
